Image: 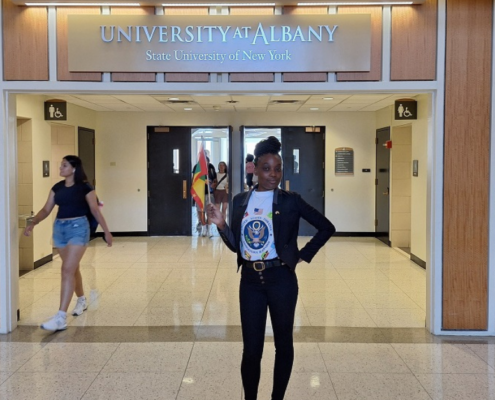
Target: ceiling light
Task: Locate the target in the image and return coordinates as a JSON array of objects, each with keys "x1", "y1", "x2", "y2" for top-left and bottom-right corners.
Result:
[
  {"x1": 164, "y1": 3, "x2": 275, "y2": 6},
  {"x1": 310, "y1": 107, "x2": 319, "y2": 111},
  {"x1": 184, "y1": 107, "x2": 193, "y2": 111},
  {"x1": 168, "y1": 97, "x2": 179, "y2": 101},
  {"x1": 298, "y1": 2, "x2": 414, "y2": 5},
  {"x1": 26, "y1": 2, "x2": 140, "y2": 5},
  {"x1": 323, "y1": 97, "x2": 334, "y2": 100}
]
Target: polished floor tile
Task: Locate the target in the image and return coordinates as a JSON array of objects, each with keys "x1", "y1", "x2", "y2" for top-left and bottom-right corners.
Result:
[
  {"x1": 0, "y1": 372, "x2": 98, "y2": 400},
  {"x1": 6, "y1": 237, "x2": 460, "y2": 400}
]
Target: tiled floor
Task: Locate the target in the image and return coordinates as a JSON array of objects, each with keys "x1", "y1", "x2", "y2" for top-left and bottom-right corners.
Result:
[{"x1": 3, "y1": 237, "x2": 494, "y2": 399}]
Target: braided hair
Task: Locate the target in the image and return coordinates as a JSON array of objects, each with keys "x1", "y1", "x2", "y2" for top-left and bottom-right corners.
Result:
[{"x1": 253, "y1": 136, "x2": 282, "y2": 165}]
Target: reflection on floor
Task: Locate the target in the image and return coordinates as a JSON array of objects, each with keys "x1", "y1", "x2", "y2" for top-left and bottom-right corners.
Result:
[
  {"x1": 18, "y1": 237, "x2": 426, "y2": 329},
  {"x1": 6, "y1": 238, "x2": 492, "y2": 399}
]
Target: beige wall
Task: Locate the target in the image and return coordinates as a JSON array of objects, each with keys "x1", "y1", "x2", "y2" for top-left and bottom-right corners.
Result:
[
  {"x1": 391, "y1": 125, "x2": 412, "y2": 247},
  {"x1": 95, "y1": 110, "x2": 377, "y2": 233},
  {"x1": 376, "y1": 95, "x2": 429, "y2": 262}
]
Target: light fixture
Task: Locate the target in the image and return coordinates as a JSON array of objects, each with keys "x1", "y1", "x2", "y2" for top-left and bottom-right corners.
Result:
[
  {"x1": 26, "y1": 2, "x2": 140, "y2": 5},
  {"x1": 184, "y1": 107, "x2": 193, "y2": 111},
  {"x1": 323, "y1": 97, "x2": 334, "y2": 100},
  {"x1": 168, "y1": 97, "x2": 179, "y2": 101},
  {"x1": 310, "y1": 107, "x2": 319, "y2": 111},
  {"x1": 164, "y1": 3, "x2": 275, "y2": 6}
]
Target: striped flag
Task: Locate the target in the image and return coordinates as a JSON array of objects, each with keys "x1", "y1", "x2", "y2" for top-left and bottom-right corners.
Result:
[{"x1": 191, "y1": 143, "x2": 208, "y2": 209}]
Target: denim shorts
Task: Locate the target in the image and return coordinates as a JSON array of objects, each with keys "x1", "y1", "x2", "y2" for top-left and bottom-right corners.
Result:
[{"x1": 53, "y1": 216, "x2": 90, "y2": 248}]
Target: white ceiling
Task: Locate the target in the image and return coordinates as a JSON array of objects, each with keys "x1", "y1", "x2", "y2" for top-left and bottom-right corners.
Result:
[{"x1": 47, "y1": 93, "x2": 418, "y2": 113}]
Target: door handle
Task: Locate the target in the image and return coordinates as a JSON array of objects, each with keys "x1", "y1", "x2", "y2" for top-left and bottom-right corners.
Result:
[
  {"x1": 285, "y1": 180, "x2": 290, "y2": 191},
  {"x1": 383, "y1": 188, "x2": 389, "y2": 195},
  {"x1": 183, "y1": 180, "x2": 187, "y2": 199}
]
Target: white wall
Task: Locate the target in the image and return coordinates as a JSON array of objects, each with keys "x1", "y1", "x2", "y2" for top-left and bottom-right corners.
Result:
[
  {"x1": 16, "y1": 95, "x2": 97, "y2": 262},
  {"x1": 376, "y1": 95, "x2": 429, "y2": 262},
  {"x1": 96, "y1": 110, "x2": 377, "y2": 233}
]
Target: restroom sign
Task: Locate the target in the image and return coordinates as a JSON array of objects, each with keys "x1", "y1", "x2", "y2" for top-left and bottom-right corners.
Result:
[
  {"x1": 44, "y1": 101, "x2": 67, "y2": 121},
  {"x1": 394, "y1": 99, "x2": 417, "y2": 120}
]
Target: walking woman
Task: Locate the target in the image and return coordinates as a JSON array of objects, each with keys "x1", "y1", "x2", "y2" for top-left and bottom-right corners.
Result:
[
  {"x1": 24, "y1": 155, "x2": 113, "y2": 331},
  {"x1": 214, "y1": 161, "x2": 229, "y2": 222},
  {"x1": 207, "y1": 137, "x2": 335, "y2": 400}
]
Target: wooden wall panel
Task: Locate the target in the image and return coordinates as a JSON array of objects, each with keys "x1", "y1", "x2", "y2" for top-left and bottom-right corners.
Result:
[
  {"x1": 165, "y1": 73, "x2": 209, "y2": 82},
  {"x1": 229, "y1": 7, "x2": 274, "y2": 15},
  {"x1": 391, "y1": 0, "x2": 437, "y2": 81},
  {"x1": 111, "y1": 6, "x2": 156, "y2": 82},
  {"x1": 3, "y1": 0, "x2": 48, "y2": 81},
  {"x1": 282, "y1": 6, "x2": 327, "y2": 82},
  {"x1": 283, "y1": 6, "x2": 328, "y2": 15},
  {"x1": 230, "y1": 73, "x2": 273, "y2": 82},
  {"x1": 164, "y1": 7, "x2": 208, "y2": 15},
  {"x1": 443, "y1": 0, "x2": 492, "y2": 330},
  {"x1": 57, "y1": 7, "x2": 102, "y2": 81},
  {"x1": 283, "y1": 73, "x2": 326, "y2": 82},
  {"x1": 337, "y1": 7, "x2": 382, "y2": 82}
]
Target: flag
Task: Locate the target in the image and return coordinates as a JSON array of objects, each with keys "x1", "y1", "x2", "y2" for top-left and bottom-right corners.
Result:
[{"x1": 191, "y1": 143, "x2": 208, "y2": 209}]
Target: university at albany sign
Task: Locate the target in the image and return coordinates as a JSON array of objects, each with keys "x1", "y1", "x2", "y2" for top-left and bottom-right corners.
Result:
[{"x1": 68, "y1": 15, "x2": 371, "y2": 73}]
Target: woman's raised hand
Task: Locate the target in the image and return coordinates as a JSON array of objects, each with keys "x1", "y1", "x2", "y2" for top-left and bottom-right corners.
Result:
[{"x1": 207, "y1": 203, "x2": 225, "y2": 230}]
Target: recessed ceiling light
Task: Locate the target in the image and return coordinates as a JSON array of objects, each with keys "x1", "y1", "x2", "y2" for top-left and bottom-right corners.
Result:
[
  {"x1": 323, "y1": 97, "x2": 334, "y2": 100},
  {"x1": 184, "y1": 107, "x2": 193, "y2": 111},
  {"x1": 310, "y1": 107, "x2": 319, "y2": 111},
  {"x1": 169, "y1": 97, "x2": 179, "y2": 101}
]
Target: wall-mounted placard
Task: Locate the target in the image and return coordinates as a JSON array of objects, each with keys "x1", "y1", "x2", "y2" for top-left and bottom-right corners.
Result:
[
  {"x1": 335, "y1": 147, "x2": 354, "y2": 175},
  {"x1": 413, "y1": 160, "x2": 418, "y2": 177},
  {"x1": 42, "y1": 161, "x2": 50, "y2": 177}
]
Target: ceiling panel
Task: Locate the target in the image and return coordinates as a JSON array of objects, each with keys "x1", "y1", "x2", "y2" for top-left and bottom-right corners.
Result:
[{"x1": 38, "y1": 93, "x2": 421, "y2": 113}]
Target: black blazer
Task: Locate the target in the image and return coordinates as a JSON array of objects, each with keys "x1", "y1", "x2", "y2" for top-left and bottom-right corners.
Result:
[{"x1": 218, "y1": 187, "x2": 335, "y2": 270}]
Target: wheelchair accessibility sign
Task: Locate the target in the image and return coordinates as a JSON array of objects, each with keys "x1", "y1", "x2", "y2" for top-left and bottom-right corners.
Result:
[
  {"x1": 395, "y1": 99, "x2": 417, "y2": 120},
  {"x1": 44, "y1": 101, "x2": 67, "y2": 121}
]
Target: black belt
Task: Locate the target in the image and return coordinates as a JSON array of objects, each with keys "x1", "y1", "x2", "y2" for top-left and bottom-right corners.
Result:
[{"x1": 242, "y1": 258, "x2": 284, "y2": 271}]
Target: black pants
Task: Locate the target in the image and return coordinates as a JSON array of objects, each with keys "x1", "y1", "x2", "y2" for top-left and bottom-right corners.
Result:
[{"x1": 239, "y1": 265, "x2": 298, "y2": 400}]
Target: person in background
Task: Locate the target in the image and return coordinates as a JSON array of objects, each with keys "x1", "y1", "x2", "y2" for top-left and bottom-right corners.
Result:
[
  {"x1": 194, "y1": 157, "x2": 217, "y2": 237},
  {"x1": 245, "y1": 153, "x2": 255, "y2": 190},
  {"x1": 213, "y1": 161, "x2": 229, "y2": 223},
  {"x1": 207, "y1": 137, "x2": 335, "y2": 400},
  {"x1": 24, "y1": 155, "x2": 113, "y2": 332}
]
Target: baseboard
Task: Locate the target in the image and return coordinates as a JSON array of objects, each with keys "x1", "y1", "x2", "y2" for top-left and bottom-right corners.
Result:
[
  {"x1": 94, "y1": 231, "x2": 148, "y2": 238},
  {"x1": 333, "y1": 232, "x2": 379, "y2": 237},
  {"x1": 33, "y1": 254, "x2": 53, "y2": 269},
  {"x1": 411, "y1": 253, "x2": 426, "y2": 269}
]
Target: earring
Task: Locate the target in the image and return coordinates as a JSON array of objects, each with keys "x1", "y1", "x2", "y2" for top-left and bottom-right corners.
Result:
[{"x1": 73, "y1": 169, "x2": 76, "y2": 173}]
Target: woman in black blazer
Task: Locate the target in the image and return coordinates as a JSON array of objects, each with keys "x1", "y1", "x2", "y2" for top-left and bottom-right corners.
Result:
[{"x1": 207, "y1": 136, "x2": 335, "y2": 400}]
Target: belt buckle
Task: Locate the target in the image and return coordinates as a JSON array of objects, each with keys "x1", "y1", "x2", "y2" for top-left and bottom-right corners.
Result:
[{"x1": 253, "y1": 261, "x2": 265, "y2": 272}]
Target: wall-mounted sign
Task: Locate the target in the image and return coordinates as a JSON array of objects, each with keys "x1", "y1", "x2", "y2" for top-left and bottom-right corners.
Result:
[
  {"x1": 413, "y1": 159, "x2": 418, "y2": 177},
  {"x1": 44, "y1": 101, "x2": 67, "y2": 121},
  {"x1": 335, "y1": 147, "x2": 354, "y2": 175},
  {"x1": 42, "y1": 161, "x2": 50, "y2": 177},
  {"x1": 68, "y1": 14, "x2": 371, "y2": 73},
  {"x1": 395, "y1": 99, "x2": 417, "y2": 120}
]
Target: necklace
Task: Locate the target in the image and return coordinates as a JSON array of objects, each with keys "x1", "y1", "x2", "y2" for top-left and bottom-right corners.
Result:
[{"x1": 251, "y1": 190, "x2": 272, "y2": 213}]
